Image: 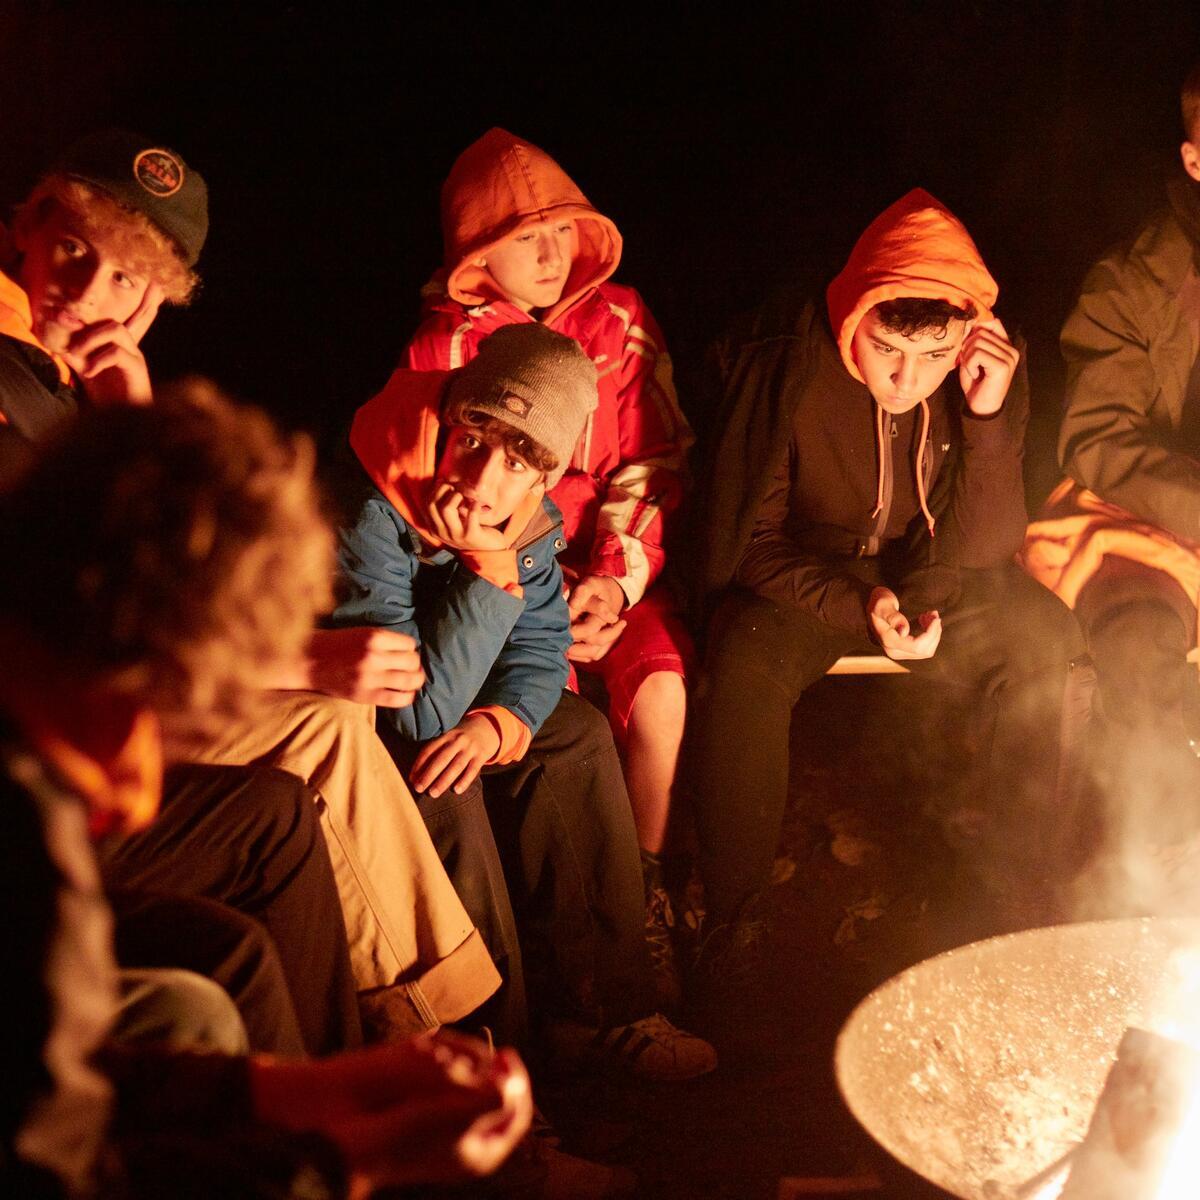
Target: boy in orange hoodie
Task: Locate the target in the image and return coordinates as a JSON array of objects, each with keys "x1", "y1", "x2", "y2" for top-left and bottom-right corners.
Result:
[
  {"x1": 690, "y1": 191, "x2": 1084, "y2": 977},
  {"x1": 404, "y1": 130, "x2": 695, "y2": 979}
]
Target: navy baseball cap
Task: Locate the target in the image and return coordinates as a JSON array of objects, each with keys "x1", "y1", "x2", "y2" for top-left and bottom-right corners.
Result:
[{"x1": 54, "y1": 128, "x2": 208, "y2": 266}]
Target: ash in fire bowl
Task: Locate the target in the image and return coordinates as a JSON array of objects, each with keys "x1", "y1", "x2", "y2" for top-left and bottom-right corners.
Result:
[{"x1": 835, "y1": 918, "x2": 1200, "y2": 1200}]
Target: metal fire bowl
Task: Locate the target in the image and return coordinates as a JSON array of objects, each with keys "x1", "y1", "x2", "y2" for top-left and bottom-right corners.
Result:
[{"x1": 835, "y1": 918, "x2": 1200, "y2": 1199}]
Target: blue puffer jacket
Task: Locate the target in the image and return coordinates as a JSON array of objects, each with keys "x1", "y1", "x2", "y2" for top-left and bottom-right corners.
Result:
[{"x1": 333, "y1": 482, "x2": 571, "y2": 743}]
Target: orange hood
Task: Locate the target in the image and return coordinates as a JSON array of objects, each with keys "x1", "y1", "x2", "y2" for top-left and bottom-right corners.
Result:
[
  {"x1": 825, "y1": 189, "x2": 997, "y2": 384},
  {"x1": 349, "y1": 367, "x2": 543, "y2": 552},
  {"x1": 0, "y1": 267, "x2": 71, "y2": 391},
  {"x1": 438, "y1": 128, "x2": 622, "y2": 322}
]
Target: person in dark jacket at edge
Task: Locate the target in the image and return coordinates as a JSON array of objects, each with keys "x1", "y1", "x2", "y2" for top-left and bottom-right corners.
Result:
[
  {"x1": 0, "y1": 391, "x2": 531, "y2": 1199},
  {"x1": 1022, "y1": 59, "x2": 1200, "y2": 892},
  {"x1": 688, "y1": 189, "x2": 1085, "y2": 994}
]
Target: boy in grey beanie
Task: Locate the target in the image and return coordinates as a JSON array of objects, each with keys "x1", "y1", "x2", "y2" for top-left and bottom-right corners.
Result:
[{"x1": 331, "y1": 326, "x2": 717, "y2": 1084}]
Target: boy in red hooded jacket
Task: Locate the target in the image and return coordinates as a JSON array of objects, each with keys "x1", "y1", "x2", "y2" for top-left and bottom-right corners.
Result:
[
  {"x1": 405, "y1": 130, "x2": 694, "y2": 987},
  {"x1": 690, "y1": 191, "x2": 1085, "y2": 982}
]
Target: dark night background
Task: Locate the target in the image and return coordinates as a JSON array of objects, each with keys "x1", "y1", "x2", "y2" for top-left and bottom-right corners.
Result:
[{"x1": 3, "y1": 0, "x2": 1200, "y2": 488}]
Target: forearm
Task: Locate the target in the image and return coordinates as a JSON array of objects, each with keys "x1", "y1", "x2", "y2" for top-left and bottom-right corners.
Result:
[
  {"x1": 473, "y1": 559, "x2": 571, "y2": 734},
  {"x1": 1063, "y1": 428, "x2": 1200, "y2": 541},
  {"x1": 590, "y1": 461, "x2": 685, "y2": 605},
  {"x1": 473, "y1": 651, "x2": 569, "y2": 735},
  {"x1": 371, "y1": 575, "x2": 524, "y2": 739},
  {"x1": 735, "y1": 534, "x2": 873, "y2": 635},
  {"x1": 938, "y1": 410, "x2": 1028, "y2": 567}
]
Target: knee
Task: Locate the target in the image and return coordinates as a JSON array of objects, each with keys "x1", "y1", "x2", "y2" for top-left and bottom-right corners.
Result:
[
  {"x1": 246, "y1": 766, "x2": 321, "y2": 848},
  {"x1": 116, "y1": 967, "x2": 249, "y2": 1054},
  {"x1": 1001, "y1": 579, "x2": 1087, "y2": 675},
  {"x1": 628, "y1": 671, "x2": 687, "y2": 738},
  {"x1": 555, "y1": 690, "x2": 619, "y2": 759},
  {"x1": 292, "y1": 693, "x2": 375, "y2": 751},
  {"x1": 1090, "y1": 598, "x2": 1189, "y2": 663}
]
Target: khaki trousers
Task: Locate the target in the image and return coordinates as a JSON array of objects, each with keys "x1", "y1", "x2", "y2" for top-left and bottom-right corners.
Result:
[{"x1": 188, "y1": 691, "x2": 500, "y2": 1031}]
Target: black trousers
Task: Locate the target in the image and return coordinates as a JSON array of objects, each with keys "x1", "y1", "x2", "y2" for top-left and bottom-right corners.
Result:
[
  {"x1": 99, "y1": 763, "x2": 362, "y2": 1056},
  {"x1": 1075, "y1": 561, "x2": 1200, "y2": 844},
  {"x1": 108, "y1": 891, "x2": 303, "y2": 1055},
  {"x1": 383, "y1": 691, "x2": 652, "y2": 1043},
  {"x1": 689, "y1": 565, "x2": 1086, "y2": 925}
]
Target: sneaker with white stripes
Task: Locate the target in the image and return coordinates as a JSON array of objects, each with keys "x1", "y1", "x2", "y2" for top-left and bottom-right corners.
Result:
[{"x1": 550, "y1": 1012, "x2": 717, "y2": 1082}]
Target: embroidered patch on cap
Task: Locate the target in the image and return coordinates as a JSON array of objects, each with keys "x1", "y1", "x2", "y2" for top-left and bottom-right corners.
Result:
[
  {"x1": 501, "y1": 392, "x2": 532, "y2": 418},
  {"x1": 132, "y1": 149, "x2": 184, "y2": 198}
]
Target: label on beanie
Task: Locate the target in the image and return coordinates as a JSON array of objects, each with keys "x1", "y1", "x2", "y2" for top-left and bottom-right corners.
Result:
[
  {"x1": 500, "y1": 392, "x2": 533, "y2": 417},
  {"x1": 132, "y1": 149, "x2": 184, "y2": 197}
]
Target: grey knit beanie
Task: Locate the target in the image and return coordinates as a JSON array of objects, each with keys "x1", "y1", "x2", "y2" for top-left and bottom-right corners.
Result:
[{"x1": 443, "y1": 324, "x2": 598, "y2": 487}]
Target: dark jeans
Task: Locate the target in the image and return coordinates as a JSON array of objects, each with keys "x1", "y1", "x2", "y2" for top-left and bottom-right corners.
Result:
[
  {"x1": 1076, "y1": 561, "x2": 1200, "y2": 845},
  {"x1": 99, "y1": 763, "x2": 362, "y2": 1056},
  {"x1": 383, "y1": 692, "x2": 652, "y2": 1042},
  {"x1": 689, "y1": 565, "x2": 1086, "y2": 925}
]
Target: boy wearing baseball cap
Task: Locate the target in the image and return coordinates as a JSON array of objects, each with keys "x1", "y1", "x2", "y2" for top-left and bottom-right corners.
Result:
[
  {"x1": 0, "y1": 127, "x2": 206, "y2": 443},
  {"x1": 335, "y1": 322, "x2": 716, "y2": 1081},
  {"x1": 0, "y1": 132, "x2": 506, "y2": 1045}
]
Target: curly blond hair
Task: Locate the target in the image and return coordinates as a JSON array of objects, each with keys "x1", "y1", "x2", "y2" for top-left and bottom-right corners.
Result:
[
  {"x1": 0, "y1": 379, "x2": 332, "y2": 737},
  {"x1": 14, "y1": 175, "x2": 198, "y2": 304}
]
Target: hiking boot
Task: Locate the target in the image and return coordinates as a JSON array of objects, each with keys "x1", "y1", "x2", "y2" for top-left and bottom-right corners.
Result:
[
  {"x1": 687, "y1": 910, "x2": 770, "y2": 1046},
  {"x1": 548, "y1": 1012, "x2": 717, "y2": 1082},
  {"x1": 645, "y1": 880, "x2": 683, "y2": 1014}
]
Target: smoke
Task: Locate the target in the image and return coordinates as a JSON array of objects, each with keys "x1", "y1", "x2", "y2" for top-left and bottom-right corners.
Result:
[{"x1": 1064, "y1": 715, "x2": 1200, "y2": 924}]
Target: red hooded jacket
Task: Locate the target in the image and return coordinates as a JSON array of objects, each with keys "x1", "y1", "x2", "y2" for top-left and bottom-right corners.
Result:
[{"x1": 405, "y1": 129, "x2": 693, "y2": 609}]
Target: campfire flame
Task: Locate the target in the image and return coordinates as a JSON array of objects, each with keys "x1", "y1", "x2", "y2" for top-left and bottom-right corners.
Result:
[
  {"x1": 1155, "y1": 1083, "x2": 1200, "y2": 1200},
  {"x1": 1149, "y1": 948, "x2": 1200, "y2": 1200}
]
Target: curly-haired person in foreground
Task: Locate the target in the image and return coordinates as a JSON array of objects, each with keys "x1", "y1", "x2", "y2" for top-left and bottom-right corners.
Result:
[
  {"x1": 1, "y1": 128, "x2": 503, "y2": 1046},
  {"x1": 0, "y1": 388, "x2": 530, "y2": 1199}
]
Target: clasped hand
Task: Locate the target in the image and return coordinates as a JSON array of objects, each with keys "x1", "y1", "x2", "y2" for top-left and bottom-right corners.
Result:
[
  {"x1": 866, "y1": 587, "x2": 941, "y2": 661},
  {"x1": 566, "y1": 574, "x2": 626, "y2": 663}
]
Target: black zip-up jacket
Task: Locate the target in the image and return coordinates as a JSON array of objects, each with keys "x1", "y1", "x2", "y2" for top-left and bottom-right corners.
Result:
[{"x1": 692, "y1": 288, "x2": 1030, "y2": 636}]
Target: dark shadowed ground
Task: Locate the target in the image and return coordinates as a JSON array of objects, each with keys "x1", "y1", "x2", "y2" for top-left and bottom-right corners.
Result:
[{"x1": 536, "y1": 676, "x2": 1020, "y2": 1200}]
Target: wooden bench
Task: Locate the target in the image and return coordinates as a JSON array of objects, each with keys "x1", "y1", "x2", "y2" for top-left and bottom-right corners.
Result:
[
  {"x1": 826, "y1": 654, "x2": 910, "y2": 675},
  {"x1": 828, "y1": 645, "x2": 1200, "y2": 677}
]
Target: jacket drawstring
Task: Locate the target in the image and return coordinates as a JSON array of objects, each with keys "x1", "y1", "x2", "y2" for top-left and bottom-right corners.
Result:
[
  {"x1": 869, "y1": 404, "x2": 887, "y2": 519},
  {"x1": 870, "y1": 400, "x2": 936, "y2": 538},
  {"x1": 916, "y1": 398, "x2": 936, "y2": 538}
]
